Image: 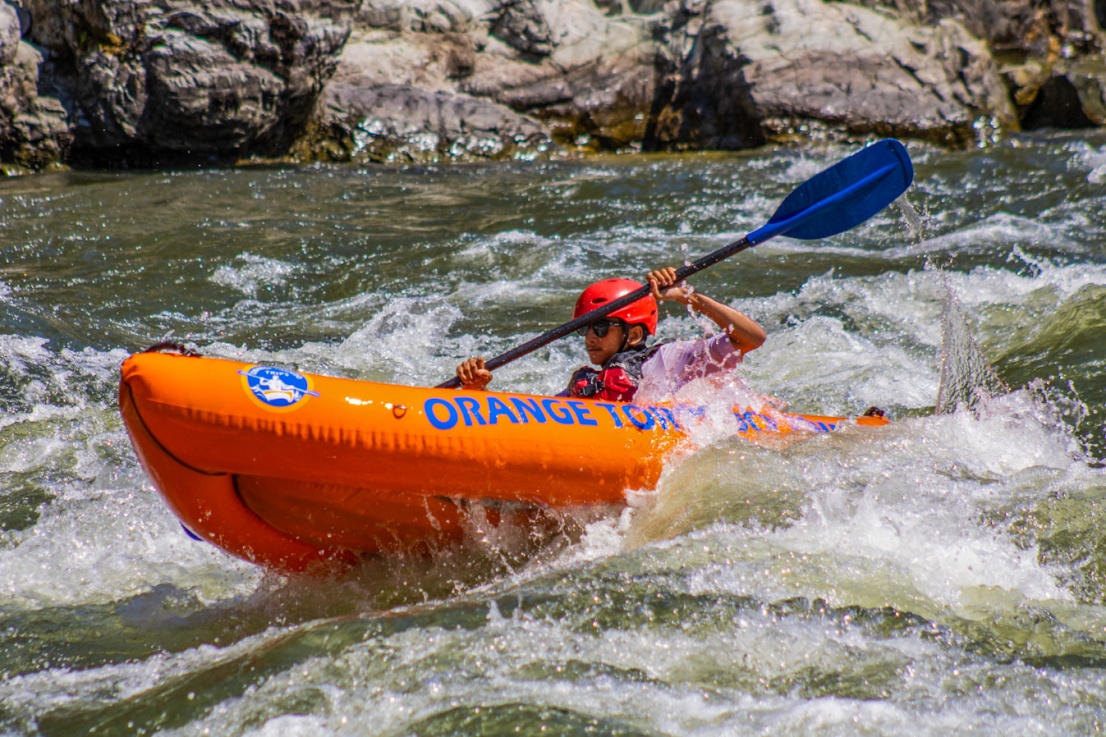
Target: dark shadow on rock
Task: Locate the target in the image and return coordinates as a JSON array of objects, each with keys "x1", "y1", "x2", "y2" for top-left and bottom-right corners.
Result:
[
  {"x1": 644, "y1": 22, "x2": 765, "y2": 152},
  {"x1": 1021, "y1": 74, "x2": 1098, "y2": 129}
]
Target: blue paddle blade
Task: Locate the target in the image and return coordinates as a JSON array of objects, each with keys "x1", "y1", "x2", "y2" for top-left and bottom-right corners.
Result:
[{"x1": 748, "y1": 139, "x2": 913, "y2": 244}]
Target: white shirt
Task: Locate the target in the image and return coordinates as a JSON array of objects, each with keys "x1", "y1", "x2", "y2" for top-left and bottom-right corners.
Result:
[{"x1": 638, "y1": 333, "x2": 743, "y2": 399}]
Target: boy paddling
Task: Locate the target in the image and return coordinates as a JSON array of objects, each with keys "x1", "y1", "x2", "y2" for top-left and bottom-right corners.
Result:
[{"x1": 456, "y1": 267, "x2": 766, "y2": 402}]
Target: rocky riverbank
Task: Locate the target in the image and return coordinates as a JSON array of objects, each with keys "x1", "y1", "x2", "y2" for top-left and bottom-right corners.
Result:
[{"x1": 1, "y1": 0, "x2": 1103, "y2": 172}]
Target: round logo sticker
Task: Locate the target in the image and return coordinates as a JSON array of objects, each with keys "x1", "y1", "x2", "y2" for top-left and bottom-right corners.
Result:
[{"x1": 239, "y1": 366, "x2": 319, "y2": 411}]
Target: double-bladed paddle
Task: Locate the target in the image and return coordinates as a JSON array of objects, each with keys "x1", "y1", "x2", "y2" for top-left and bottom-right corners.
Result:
[{"x1": 438, "y1": 139, "x2": 914, "y2": 389}]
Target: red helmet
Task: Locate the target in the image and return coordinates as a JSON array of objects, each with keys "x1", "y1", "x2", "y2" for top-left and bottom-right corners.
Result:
[{"x1": 573, "y1": 278, "x2": 658, "y2": 335}]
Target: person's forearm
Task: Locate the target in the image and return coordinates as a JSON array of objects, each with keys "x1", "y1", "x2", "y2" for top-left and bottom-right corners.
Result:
[
  {"x1": 646, "y1": 267, "x2": 766, "y2": 354},
  {"x1": 685, "y1": 292, "x2": 766, "y2": 353}
]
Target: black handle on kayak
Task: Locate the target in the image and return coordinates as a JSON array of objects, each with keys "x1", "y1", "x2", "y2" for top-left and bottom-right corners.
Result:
[{"x1": 438, "y1": 140, "x2": 914, "y2": 390}]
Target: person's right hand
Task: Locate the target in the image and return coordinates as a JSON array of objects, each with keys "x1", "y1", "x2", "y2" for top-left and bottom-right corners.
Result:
[
  {"x1": 647, "y1": 266, "x2": 692, "y2": 304},
  {"x1": 456, "y1": 357, "x2": 493, "y2": 391}
]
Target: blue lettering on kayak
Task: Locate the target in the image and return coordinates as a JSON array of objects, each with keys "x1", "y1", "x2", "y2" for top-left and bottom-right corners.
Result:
[
  {"x1": 646, "y1": 407, "x2": 667, "y2": 431},
  {"x1": 511, "y1": 397, "x2": 546, "y2": 424},
  {"x1": 786, "y1": 415, "x2": 830, "y2": 433},
  {"x1": 622, "y1": 405, "x2": 655, "y2": 431},
  {"x1": 487, "y1": 396, "x2": 520, "y2": 425},
  {"x1": 742, "y1": 411, "x2": 760, "y2": 431},
  {"x1": 595, "y1": 402, "x2": 623, "y2": 428},
  {"x1": 566, "y1": 400, "x2": 598, "y2": 427},
  {"x1": 422, "y1": 396, "x2": 836, "y2": 435},
  {"x1": 737, "y1": 411, "x2": 776, "y2": 432},
  {"x1": 733, "y1": 411, "x2": 750, "y2": 432},
  {"x1": 650, "y1": 406, "x2": 681, "y2": 431},
  {"x1": 426, "y1": 398, "x2": 460, "y2": 430},
  {"x1": 732, "y1": 410, "x2": 815, "y2": 434},
  {"x1": 540, "y1": 397, "x2": 574, "y2": 424},
  {"x1": 456, "y1": 396, "x2": 488, "y2": 426}
]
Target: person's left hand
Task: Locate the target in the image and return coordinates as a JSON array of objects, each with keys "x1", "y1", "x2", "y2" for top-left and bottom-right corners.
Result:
[{"x1": 456, "y1": 357, "x2": 493, "y2": 390}]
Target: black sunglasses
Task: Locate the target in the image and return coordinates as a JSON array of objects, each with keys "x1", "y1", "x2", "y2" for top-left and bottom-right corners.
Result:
[{"x1": 576, "y1": 318, "x2": 624, "y2": 338}]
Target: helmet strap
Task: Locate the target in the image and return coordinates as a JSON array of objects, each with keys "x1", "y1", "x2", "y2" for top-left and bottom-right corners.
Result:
[{"x1": 620, "y1": 324, "x2": 644, "y2": 353}]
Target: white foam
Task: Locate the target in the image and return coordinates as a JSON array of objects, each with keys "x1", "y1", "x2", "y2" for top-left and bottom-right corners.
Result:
[
  {"x1": 211, "y1": 253, "x2": 298, "y2": 297},
  {"x1": 1067, "y1": 140, "x2": 1106, "y2": 183},
  {"x1": 0, "y1": 624, "x2": 288, "y2": 723},
  {"x1": 0, "y1": 340, "x2": 260, "y2": 610},
  {"x1": 881, "y1": 212, "x2": 1084, "y2": 258},
  {"x1": 243, "y1": 715, "x2": 331, "y2": 737},
  {"x1": 621, "y1": 381, "x2": 1091, "y2": 621},
  {"x1": 0, "y1": 469, "x2": 260, "y2": 610},
  {"x1": 745, "y1": 313, "x2": 938, "y2": 413}
]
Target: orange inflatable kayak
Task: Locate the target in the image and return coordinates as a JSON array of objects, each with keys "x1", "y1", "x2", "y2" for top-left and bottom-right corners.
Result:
[{"x1": 118, "y1": 347, "x2": 888, "y2": 573}]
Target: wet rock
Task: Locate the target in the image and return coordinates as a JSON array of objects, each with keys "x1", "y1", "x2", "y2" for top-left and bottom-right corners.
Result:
[
  {"x1": 1005, "y1": 50, "x2": 1106, "y2": 131},
  {"x1": 15, "y1": 0, "x2": 355, "y2": 165},
  {"x1": 702, "y1": 1, "x2": 1018, "y2": 143},
  {"x1": 0, "y1": 1, "x2": 71, "y2": 169},
  {"x1": 1019, "y1": 73, "x2": 1097, "y2": 129},
  {"x1": 332, "y1": 0, "x2": 662, "y2": 151},
  {"x1": 0, "y1": 0, "x2": 16, "y2": 63},
  {"x1": 356, "y1": 0, "x2": 485, "y2": 33},
  {"x1": 1067, "y1": 59, "x2": 1106, "y2": 126},
  {"x1": 332, "y1": 1, "x2": 665, "y2": 153},
  {"x1": 514, "y1": 6, "x2": 658, "y2": 146},
  {"x1": 307, "y1": 81, "x2": 549, "y2": 162},
  {"x1": 644, "y1": 0, "x2": 768, "y2": 151},
  {"x1": 854, "y1": 0, "x2": 1104, "y2": 55},
  {"x1": 855, "y1": 0, "x2": 1106, "y2": 130},
  {"x1": 490, "y1": 0, "x2": 555, "y2": 59},
  {"x1": 331, "y1": 0, "x2": 1015, "y2": 156}
]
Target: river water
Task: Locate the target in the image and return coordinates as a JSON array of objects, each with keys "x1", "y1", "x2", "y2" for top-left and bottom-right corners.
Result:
[{"x1": 1, "y1": 133, "x2": 1105, "y2": 736}]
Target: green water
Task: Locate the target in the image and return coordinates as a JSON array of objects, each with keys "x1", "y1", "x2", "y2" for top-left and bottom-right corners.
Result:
[{"x1": 1, "y1": 133, "x2": 1105, "y2": 735}]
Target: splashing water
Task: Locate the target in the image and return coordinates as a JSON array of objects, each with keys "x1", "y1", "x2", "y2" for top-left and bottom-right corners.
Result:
[
  {"x1": 896, "y1": 187, "x2": 999, "y2": 417},
  {"x1": 894, "y1": 195, "x2": 926, "y2": 242},
  {"x1": 935, "y1": 270, "x2": 1010, "y2": 414}
]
